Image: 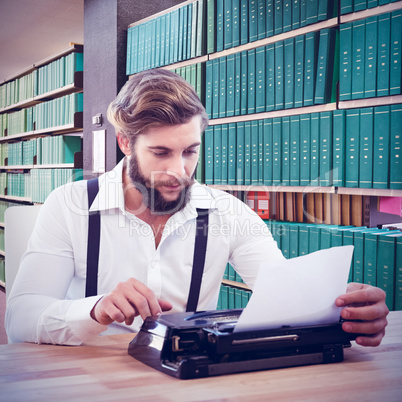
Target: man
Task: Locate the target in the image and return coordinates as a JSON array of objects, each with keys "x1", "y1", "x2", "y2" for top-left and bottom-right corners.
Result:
[{"x1": 6, "y1": 70, "x2": 388, "y2": 346}]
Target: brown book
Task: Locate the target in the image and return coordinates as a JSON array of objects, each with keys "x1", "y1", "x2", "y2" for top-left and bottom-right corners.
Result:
[
  {"x1": 314, "y1": 193, "x2": 324, "y2": 224},
  {"x1": 341, "y1": 194, "x2": 351, "y2": 226},
  {"x1": 323, "y1": 193, "x2": 332, "y2": 225},
  {"x1": 296, "y1": 193, "x2": 304, "y2": 222},
  {"x1": 305, "y1": 193, "x2": 315, "y2": 223},
  {"x1": 351, "y1": 195, "x2": 363, "y2": 227},
  {"x1": 331, "y1": 194, "x2": 342, "y2": 226},
  {"x1": 285, "y1": 192, "x2": 294, "y2": 221},
  {"x1": 279, "y1": 192, "x2": 285, "y2": 221}
]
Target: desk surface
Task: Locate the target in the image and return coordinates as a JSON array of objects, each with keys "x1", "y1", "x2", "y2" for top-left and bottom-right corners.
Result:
[{"x1": 1, "y1": 311, "x2": 401, "y2": 402}]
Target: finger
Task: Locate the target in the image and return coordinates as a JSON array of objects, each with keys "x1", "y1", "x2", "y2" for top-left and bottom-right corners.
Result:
[
  {"x1": 341, "y1": 317, "x2": 388, "y2": 336},
  {"x1": 158, "y1": 299, "x2": 173, "y2": 312},
  {"x1": 336, "y1": 285, "x2": 386, "y2": 307},
  {"x1": 127, "y1": 280, "x2": 161, "y2": 319},
  {"x1": 354, "y1": 329, "x2": 386, "y2": 347},
  {"x1": 340, "y1": 303, "x2": 389, "y2": 322}
]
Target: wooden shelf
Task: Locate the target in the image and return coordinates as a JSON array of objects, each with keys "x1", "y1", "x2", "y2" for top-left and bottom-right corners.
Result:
[
  {"x1": 222, "y1": 279, "x2": 250, "y2": 291},
  {"x1": 339, "y1": 95, "x2": 402, "y2": 110},
  {"x1": 0, "y1": 195, "x2": 33, "y2": 204},
  {"x1": 209, "y1": 185, "x2": 337, "y2": 194},
  {"x1": 337, "y1": 187, "x2": 402, "y2": 197}
]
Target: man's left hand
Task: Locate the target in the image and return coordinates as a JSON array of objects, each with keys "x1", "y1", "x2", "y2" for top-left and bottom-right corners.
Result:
[{"x1": 335, "y1": 283, "x2": 389, "y2": 347}]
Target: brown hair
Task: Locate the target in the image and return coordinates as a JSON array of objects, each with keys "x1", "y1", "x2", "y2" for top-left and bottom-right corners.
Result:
[{"x1": 107, "y1": 69, "x2": 209, "y2": 145}]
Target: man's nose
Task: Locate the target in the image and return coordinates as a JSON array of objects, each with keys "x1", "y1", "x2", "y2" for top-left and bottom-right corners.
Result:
[{"x1": 167, "y1": 156, "x2": 186, "y2": 178}]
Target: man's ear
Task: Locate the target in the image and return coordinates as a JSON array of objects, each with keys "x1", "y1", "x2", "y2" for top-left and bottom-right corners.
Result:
[{"x1": 117, "y1": 133, "x2": 131, "y2": 156}]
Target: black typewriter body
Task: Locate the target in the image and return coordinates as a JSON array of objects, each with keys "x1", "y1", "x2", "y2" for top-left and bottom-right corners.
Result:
[{"x1": 128, "y1": 309, "x2": 356, "y2": 379}]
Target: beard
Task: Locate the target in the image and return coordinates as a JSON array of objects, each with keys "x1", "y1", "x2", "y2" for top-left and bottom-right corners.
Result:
[{"x1": 127, "y1": 152, "x2": 196, "y2": 215}]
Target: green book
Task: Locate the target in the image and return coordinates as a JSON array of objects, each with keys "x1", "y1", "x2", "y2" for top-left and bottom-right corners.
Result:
[
  {"x1": 221, "y1": 124, "x2": 228, "y2": 184},
  {"x1": 126, "y1": 27, "x2": 132, "y2": 74},
  {"x1": 258, "y1": 120, "x2": 264, "y2": 184},
  {"x1": 367, "y1": 0, "x2": 378, "y2": 7},
  {"x1": 257, "y1": 0, "x2": 266, "y2": 39},
  {"x1": 155, "y1": 18, "x2": 161, "y2": 67},
  {"x1": 283, "y1": 0, "x2": 292, "y2": 32},
  {"x1": 351, "y1": 20, "x2": 365, "y2": 99},
  {"x1": 216, "y1": 0, "x2": 224, "y2": 51},
  {"x1": 363, "y1": 232, "x2": 380, "y2": 286},
  {"x1": 235, "y1": 53, "x2": 241, "y2": 115},
  {"x1": 274, "y1": 40, "x2": 284, "y2": 110},
  {"x1": 244, "y1": 121, "x2": 251, "y2": 184},
  {"x1": 226, "y1": 54, "x2": 235, "y2": 116},
  {"x1": 205, "y1": 60, "x2": 213, "y2": 118},
  {"x1": 308, "y1": 224, "x2": 321, "y2": 253},
  {"x1": 219, "y1": 56, "x2": 227, "y2": 118},
  {"x1": 300, "y1": 0, "x2": 307, "y2": 27},
  {"x1": 241, "y1": 50, "x2": 248, "y2": 114},
  {"x1": 282, "y1": 116, "x2": 290, "y2": 186},
  {"x1": 320, "y1": 111, "x2": 333, "y2": 186},
  {"x1": 281, "y1": 223, "x2": 291, "y2": 258},
  {"x1": 292, "y1": 0, "x2": 300, "y2": 29},
  {"x1": 235, "y1": 288, "x2": 242, "y2": 309},
  {"x1": 272, "y1": 117, "x2": 282, "y2": 186},
  {"x1": 160, "y1": 15, "x2": 166, "y2": 67},
  {"x1": 299, "y1": 225, "x2": 309, "y2": 255},
  {"x1": 390, "y1": 10, "x2": 402, "y2": 95},
  {"x1": 191, "y1": 1, "x2": 198, "y2": 58},
  {"x1": 251, "y1": 120, "x2": 259, "y2": 185},
  {"x1": 224, "y1": 0, "x2": 233, "y2": 49},
  {"x1": 390, "y1": 104, "x2": 402, "y2": 189},
  {"x1": 256, "y1": 46, "x2": 266, "y2": 113},
  {"x1": 289, "y1": 223, "x2": 299, "y2": 258},
  {"x1": 340, "y1": 0, "x2": 352, "y2": 14},
  {"x1": 240, "y1": 0, "x2": 249, "y2": 44},
  {"x1": 359, "y1": 107, "x2": 374, "y2": 188},
  {"x1": 314, "y1": 28, "x2": 336, "y2": 104},
  {"x1": 213, "y1": 125, "x2": 222, "y2": 184},
  {"x1": 304, "y1": 31, "x2": 318, "y2": 106},
  {"x1": 61, "y1": 135, "x2": 80, "y2": 164},
  {"x1": 310, "y1": 112, "x2": 320, "y2": 186},
  {"x1": 236, "y1": 122, "x2": 245, "y2": 184},
  {"x1": 266, "y1": 0, "x2": 274, "y2": 36},
  {"x1": 274, "y1": 0, "x2": 283, "y2": 35},
  {"x1": 263, "y1": 118, "x2": 273, "y2": 185},
  {"x1": 207, "y1": 0, "x2": 215, "y2": 54},
  {"x1": 395, "y1": 236, "x2": 402, "y2": 311},
  {"x1": 212, "y1": 58, "x2": 220, "y2": 119},
  {"x1": 373, "y1": 105, "x2": 390, "y2": 189},
  {"x1": 377, "y1": 13, "x2": 391, "y2": 97},
  {"x1": 232, "y1": 0, "x2": 240, "y2": 47},
  {"x1": 377, "y1": 234, "x2": 400, "y2": 310},
  {"x1": 178, "y1": 7, "x2": 184, "y2": 62},
  {"x1": 300, "y1": 114, "x2": 311, "y2": 186},
  {"x1": 248, "y1": 49, "x2": 256, "y2": 114},
  {"x1": 354, "y1": 0, "x2": 367, "y2": 11},
  {"x1": 196, "y1": 0, "x2": 204, "y2": 57},
  {"x1": 204, "y1": 126, "x2": 214, "y2": 184},
  {"x1": 266, "y1": 44, "x2": 276, "y2": 111},
  {"x1": 333, "y1": 109, "x2": 346, "y2": 187},
  {"x1": 187, "y1": 3, "x2": 192, "y2": 58},
  {"x1": 306, "y1": 0, "x2": 318, "y2": 25},
  {"x1": 294, "y1": 35, "x2": 305, "y2": 108},
  {"x1": 339, "y1": 22, "x2": 353, "y2": 101},
  {"x1": 284, "y1": 37, "x2": 294, "y2": 109},
  {"x1": 249, "y1": 0, "x2": 258, "y2": 41},
  {"x1": 228, "y1": 123, "x2": 237, "y2": 185},
  {"x1": 290, "y1": 115, "x2": 300, "y2": 186},
  {"x1": 364, "y1": 16, "x2": 377, "y2": 98},
  {"x1": 345, "y1": 109, "x2": 360, "y2": 188}
]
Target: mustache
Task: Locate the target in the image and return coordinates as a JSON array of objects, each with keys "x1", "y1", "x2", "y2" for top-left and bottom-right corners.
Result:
[{"x1": 148, "y1": 176, "x2": 193, "y2": 188}]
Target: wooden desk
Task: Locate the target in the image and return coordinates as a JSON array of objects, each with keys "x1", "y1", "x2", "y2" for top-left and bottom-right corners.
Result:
[{"x1": 1, "y1": 311, "x2": 401, "y2": 402}]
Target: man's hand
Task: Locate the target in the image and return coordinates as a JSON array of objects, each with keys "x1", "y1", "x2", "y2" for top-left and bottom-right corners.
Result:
[
  {"x1": 335, "y1": 283, "x2": 389, "y2": 347},
  {"x1": 90, "y1": 278, "x2": 173, "y2": 326}
]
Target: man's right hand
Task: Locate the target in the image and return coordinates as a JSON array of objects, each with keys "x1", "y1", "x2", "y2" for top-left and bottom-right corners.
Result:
[{"x1": 90, "y1": 278, "x2": 173, "y2": 326}]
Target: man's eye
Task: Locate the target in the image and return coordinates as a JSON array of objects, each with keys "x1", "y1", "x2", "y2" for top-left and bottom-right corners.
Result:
[
  {"x1": 185, "y1": 149, "x2": 197, "y2": 155},
  {"x1": 153, "y1": 151, "x2": 168, "y2": 157}
]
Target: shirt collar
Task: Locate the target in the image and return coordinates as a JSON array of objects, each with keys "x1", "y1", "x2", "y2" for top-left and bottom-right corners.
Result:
[{"x1": 88, "y1": 157, "x2": 217, "y2": 216}]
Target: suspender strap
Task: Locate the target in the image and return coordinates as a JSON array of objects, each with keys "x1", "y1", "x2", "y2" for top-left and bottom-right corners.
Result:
[
  {"x1": 86, "y1": 178, "x2": 100, "y2": 298},
  {"x1": 186, "y1": 208, "x2": 209, "y2": 312}
]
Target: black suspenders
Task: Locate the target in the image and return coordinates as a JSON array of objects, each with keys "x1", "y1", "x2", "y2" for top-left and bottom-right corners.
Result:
[{"x1": 85, "y1": 177, "x2": 209, "y2": 312}]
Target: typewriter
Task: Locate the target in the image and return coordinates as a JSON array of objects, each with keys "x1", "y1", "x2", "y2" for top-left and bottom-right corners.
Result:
[{"x1": 128, "y1": 309, "x2": 357, "y2": 379}]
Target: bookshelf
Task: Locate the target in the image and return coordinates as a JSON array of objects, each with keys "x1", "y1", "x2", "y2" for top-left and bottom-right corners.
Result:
[
  {"x1": 0, "y1": 44, "x2": 85, "y2": 287},
  {"x1": 126, "y1": 0, "x2": 402, "y2": 311}
]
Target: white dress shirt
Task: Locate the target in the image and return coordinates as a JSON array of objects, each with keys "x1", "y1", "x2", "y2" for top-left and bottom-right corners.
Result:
[{"x1": 5, "y1": 157, "x2": 285, "y2": 345}]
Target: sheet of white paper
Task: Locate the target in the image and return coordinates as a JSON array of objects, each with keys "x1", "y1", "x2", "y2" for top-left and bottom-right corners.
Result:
[{"x1": 235, "y1": 245, "x2": 354, "y2": 332}]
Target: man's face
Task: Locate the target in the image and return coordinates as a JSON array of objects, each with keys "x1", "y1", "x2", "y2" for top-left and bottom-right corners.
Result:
[{"x1": 127, "y1": 116, "x2": 202, "y2": 215}]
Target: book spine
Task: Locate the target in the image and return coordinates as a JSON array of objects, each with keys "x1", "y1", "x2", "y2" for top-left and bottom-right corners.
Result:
[
  {"x1": 282, "y1": 116, "x2": 291, "y2": 186},
  {"x1": 290, "y1": 115, "x2": 300, "y2": 186},
  {"x1": 352, "y1": 19, "x2": 366, "y2": 100},
  {"x1": 310, "y1": 112, "x2": 320, "y2": 186},
  {"x1": 377, "y1": 13, "x2": 391, "y2": 97},
  {"x1": 244, "y1": 121, "x2": 251, "y2": 184},
  {"x1": 204, "y1": 126, "x2": 214, "y2": 184},
  {"x1": 390, "y1": 104, "x2": 402, "y2": 189},
  {"x1": 345, "y1": 108, "x2": 360, "y2": 188},
  {"x1": 263, "y1": 118, "x2": 273, "y2": 185},
  {"x1": 275, "y1": 41, "x2": 284, "y2": 110},
  {"x1": 221, "y1": 124, "x2": 228, "y2": 184},
  {"x1": 228, "y1": 123, "x2": 237, "y2": 185},
  {"x1": 359, "y1": 107, "x2": 374, "y2": 188},
  {"x1": 364, "y1": 16, "x2": 377, "y2": 98},
  {"x1": 284, "y1": 37, "x2": 295, "y2": 109},
  {"x1": 256, "y1": 46, "x2": 266, "y2": 113},
  {"x1": 319, "y1": 111, "x2": 333, "y2": 186},
  {"x1": 248, "y1": 49, "x2": 256, "y2": 113},
  {"x1": 390, "y1": 10, "x2": 402, "y2": 95},
  {"x1": 333, "y1": 109, "x2": 346, "y2": 187},
  {"x1": 373, "y1": 105, "x2": 390, "y2": 189},
  {"x1": 304, "y1": 31, "x2": 318, "y2": 106},
  {"x1": 213, "y1": 125, "x2": 222, "y2": 184},
  {"x1": 266, "y1": 44, "x2": 276, "y2": 111},
  {"x1": 300, "y1": 114, "x2": 311, "y2": 186},
  {"x1": 236, "y1": 121, "x2": 245, "y2": 184},
  {"x1": 272, "y1": 117, "x2": 282, "y2": 186},
  {"x1": 339, "y1": 22, "x2": 353, "y2": 101},
  {"x1": 377, "y1": 235, "x2": 396, "y2": 310}
]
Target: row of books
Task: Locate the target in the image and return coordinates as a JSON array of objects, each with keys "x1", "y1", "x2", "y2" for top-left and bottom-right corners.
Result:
[
  {"x1": 204, "y1": 105, "x2": 402, "y2": 189},
  {"x1": 0, "y1": 229, "x2": 4, "y2": 254},
  {"x1": 246, "y1": 191, "x2": 371, "y2": 227},
  {"x1": 340, "y1": 0, "x2": 400, "y2": 14},
  {"x1": 217, "y1": 284, "x2": 252, "y2": 310},
  {"x1": 205, "y1": 28, "x2": 337, "y2": 118},
  {"x1": 0, "y1": 92, "x2": 83, "y2": 137},
  {"x1": 0, "y1": 257, "x2": 4, "y2": 283},
  {"x1": 0, "y1": 51, "x2": 83, "y2": 109},
  {"x1": 339, "y1": 11, "x2": 402, "y2": 101},
  {"x1": 0, "y1": 107, "x2": 35, "y2": 137},
  {"x1": 0, "y1": 135, "x2": 81, "y2": 166},
  {"x1": 173, "y1": 62, "x2": 205, "y2": 105},
  {"x1": 126, "y1": 0, "x2": 204, "y2": 75},
  {"x1": 0, "y1": 169, "x2": 83, "y2": 203},
  {"x1": 211, "y1": 0, "x2": 337, "y2": 53},
  {"x1": 266, "y1": 220, "x2": 402, "y2": 311}
]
